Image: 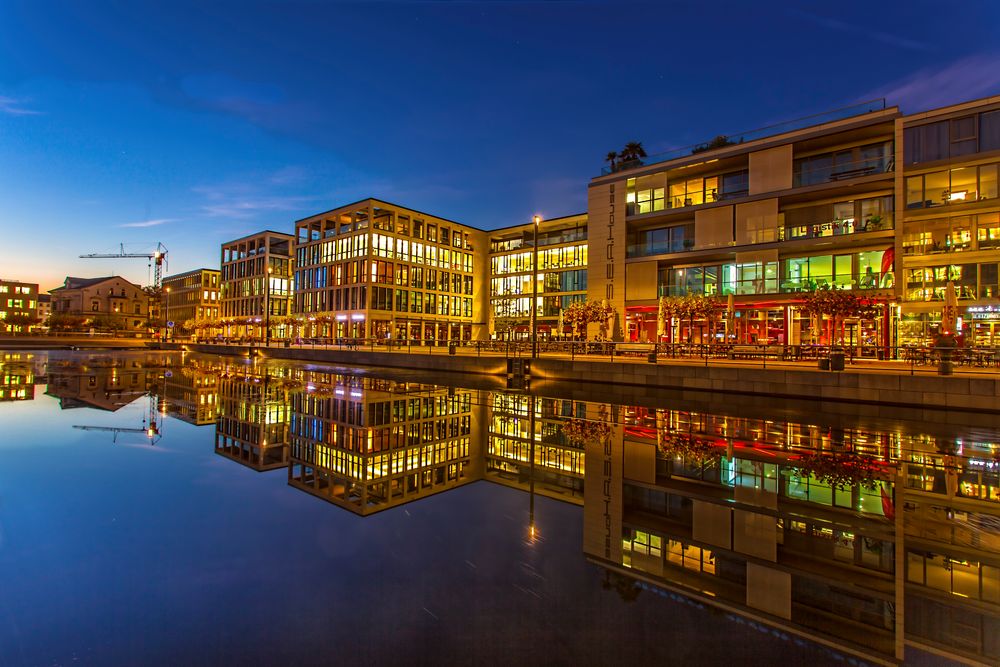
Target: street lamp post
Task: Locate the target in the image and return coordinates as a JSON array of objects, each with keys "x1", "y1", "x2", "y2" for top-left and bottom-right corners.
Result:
[
  {"x1": 264, "y1": 265, "x2": 273, "y2": 347},
  {"x1": 531, "y1": 214, "x2": 541, "y2": 359},
  {"x1": 164, "y1": 286, "x2": 170, "y2": 342}
]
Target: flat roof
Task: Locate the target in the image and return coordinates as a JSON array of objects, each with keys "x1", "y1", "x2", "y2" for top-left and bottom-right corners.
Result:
[
  {"x1": 295, "y1": 197, "x2": 476, "y2": 230},
  {"x1": 488, "y1": 212, "x2": 588, "y2": 235},
  {"x1": 220, "y1": 229, "x2": 295, "y2": 245},
  {"x1": 163, "y1": 268, "x2": 220, "y2": 280}
]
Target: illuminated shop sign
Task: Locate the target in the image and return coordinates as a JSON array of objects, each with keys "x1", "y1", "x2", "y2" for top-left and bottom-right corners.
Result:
[{"x1": 968, "y1": 305, "x2": 1000, "y2": 320}]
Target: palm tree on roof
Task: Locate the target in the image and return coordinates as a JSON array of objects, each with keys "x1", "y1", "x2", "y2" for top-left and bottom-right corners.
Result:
[
  {"x1": 621, "y1": 141, "x2": 647, "y2": 162},
  {"x1": 605, "y1": 151, "x2": 619, "y2": 172}
]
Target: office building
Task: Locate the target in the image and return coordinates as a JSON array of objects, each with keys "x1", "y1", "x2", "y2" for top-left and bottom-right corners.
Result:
[
  {"x1": 487, "y1": 213, "x2": 588, "y2": 339},
  {"x1": 293, "y1": 198, "x2": 487, "y2": 342},
  {"x1": 0, "y1": 279, "x2": 39, "y2": 333},
  {"x1": 162, "y1": 268, "x2": 221, "y2": 334},
  {"x1": 220, "y1": 231, "x2": 293, "y2": 341}
]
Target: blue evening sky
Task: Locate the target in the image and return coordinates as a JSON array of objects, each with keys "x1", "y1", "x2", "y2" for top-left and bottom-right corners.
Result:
[{"x1": 1, "y1": 0, "x2": 999, "y2": 290}]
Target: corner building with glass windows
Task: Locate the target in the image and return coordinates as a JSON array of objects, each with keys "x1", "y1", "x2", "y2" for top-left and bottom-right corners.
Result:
[
  {"x1": 589, "y1": 101, "x2": 900, "y2": 350},
  {"x1": 293, "y1": 198, "x2": 488, "y2": 342},
  {"x1": 220, "y1": 231, "x2": 293, "y2": 340},
  {"x1": 899, "y1": 95, "x2": 1000, "y2": 344}
]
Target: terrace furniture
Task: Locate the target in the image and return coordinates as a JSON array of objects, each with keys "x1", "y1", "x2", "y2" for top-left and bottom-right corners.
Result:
[
  {"x1": 615, "y1": 343, "x2": 656, "y2": 357},
  {"x1": 727, "y1": 345, "x2": 782, "y2": 360}
]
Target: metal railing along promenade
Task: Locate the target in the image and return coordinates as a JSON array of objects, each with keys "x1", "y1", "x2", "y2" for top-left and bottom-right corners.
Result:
[{"x1": 178, "y1": 336, "x2": 1000, "y2": 376}]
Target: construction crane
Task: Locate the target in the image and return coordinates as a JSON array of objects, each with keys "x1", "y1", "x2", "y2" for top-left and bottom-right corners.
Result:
[{"x1": 79, "y1": 242, "x2": 168, "y2": 289}]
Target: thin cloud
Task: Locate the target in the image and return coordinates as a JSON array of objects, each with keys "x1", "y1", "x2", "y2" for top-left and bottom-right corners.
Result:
[
  {"x1": 867, "y1": 53, "x2": 1000, "y2": 112},
  {"x1": 0, "y1": 95, "x2": 42, "y2": 115},
  {"x1": 788, "y1": 10, "x2": 929, "y2": 52},
  {"x1": 193, "y1": 183, "x2": 320, "y2": 220},
  {"x1": 119, "y1": 218, "x2": 175, "y2": 228}
]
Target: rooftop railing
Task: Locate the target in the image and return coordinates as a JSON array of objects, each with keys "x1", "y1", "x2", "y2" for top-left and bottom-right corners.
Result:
[{"x1": 600, "y1": 99, "x2": 887, "y2": 176}]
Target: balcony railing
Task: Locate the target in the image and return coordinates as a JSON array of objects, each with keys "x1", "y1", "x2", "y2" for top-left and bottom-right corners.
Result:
[
  {"x1": 600, "y1": 99, "x2": 887, "y2": 176},
  {"x1": 659, "y1": 272, "x2": 891, "y2": 298},
  {"x1": 785, "y1": 214, "x2": 893, "y2": 241},
  {"x1": 793, "y1": 156, "x2": 894, "y2": 187}
]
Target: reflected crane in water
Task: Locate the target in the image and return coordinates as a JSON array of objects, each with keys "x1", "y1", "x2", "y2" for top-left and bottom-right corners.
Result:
[{"x1": 73, "y1": 372, "x2": 168, "y2": 445}]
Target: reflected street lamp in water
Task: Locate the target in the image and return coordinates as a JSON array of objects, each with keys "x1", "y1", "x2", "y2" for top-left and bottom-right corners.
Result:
[{"x1": 531, "y1": 215, "x2": 541, "y2": 359}]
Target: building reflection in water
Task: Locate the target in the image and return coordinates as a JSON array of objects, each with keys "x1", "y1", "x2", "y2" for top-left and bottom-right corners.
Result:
[
  {"x1": 583, "y1": 404, "x2": 1000, "y2": 666},
  {"x1": 194, "y1": 356, "x2": 998, "y2": 666},
  {"x1": 44, "y1": 353, "x2": 165, "y2": 412},
  {"x1": 163, "y1": 357, "x2": 219, "y2": 426},
  {"x1": 0, "y1": 352, "x2": 39, "y2": 401},
  {"x1": 212, "y1": 360, "x2": 291, "y2": 472}
]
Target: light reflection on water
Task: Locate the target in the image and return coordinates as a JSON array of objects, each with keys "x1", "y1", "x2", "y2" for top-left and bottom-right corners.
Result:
[{"x1": 0, "y1": 350, "x2": 990, "y2": 666}]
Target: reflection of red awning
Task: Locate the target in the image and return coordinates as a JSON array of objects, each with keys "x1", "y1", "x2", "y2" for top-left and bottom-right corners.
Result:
[
  {"x1": 626, "y1": 306, "x2": 659, "y2": 313},
  {"x1": 881, "y1": 246, "x2": 895, "y2": 274}
]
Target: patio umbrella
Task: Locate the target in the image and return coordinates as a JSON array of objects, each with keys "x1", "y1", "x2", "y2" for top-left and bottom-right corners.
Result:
[
  {"x1": 557, "y1": 308, "x2": 564, "y2": 338},
  {"x1": 942, "y1": 281, "x2": 959, "y2": 335},
  {"x1": 656, "y1": 298, "x2": 665, "y2": 338},
  {"x1": 488, "y1": 312, "x2": 495, "y2": 337},
  {"x1": 726, "y1": 293, "x2": 734, "y2": 339},
  {"x1": 602, "y1": 299, "x2": 613, "y2": 338}
]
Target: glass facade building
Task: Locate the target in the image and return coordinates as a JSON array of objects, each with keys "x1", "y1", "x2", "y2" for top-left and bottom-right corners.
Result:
[{"x1": 294, "y1": 199, "x2": 488, "y2": 343}]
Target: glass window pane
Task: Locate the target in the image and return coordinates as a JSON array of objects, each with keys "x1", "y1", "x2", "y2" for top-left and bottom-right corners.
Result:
[
  {"x1": 925, "y1": 171, "x2": 949, "y2": 206},
  {"x1": 980, "y1": 164, "x2": 998, "y2": 200},
  {"x1": 981, "y1": 111, "x2": 1000, "y2": 152},
  {"x1": 906, "y1": 176, "x2": 924, "y2": 208}
]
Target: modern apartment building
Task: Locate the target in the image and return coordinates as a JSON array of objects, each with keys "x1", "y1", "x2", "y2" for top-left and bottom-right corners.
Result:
[
  {"x1": 49, "y1": 276, "x2": 149, "y2": 331},
  {"x1": 487, "y1": 213, "x2": 588, "y2": 339},
  {"x1": 0, "y1": 279, "x2": 39, "y2": 333},
  {"x1": 899, "y1": 95, "x2": 1000, "y2": 345},
  {"x1": 220, "y1": 231, "x2": 293, "y2": 340},
  {"x1": 162, "y1": 268, "x2": 220, "y2": 331},
  {"x1": 590, "y1": 101, "x2": 900, "y2": 348},
  {"x1": 293, "y1": 198, "x2": 488, "y2": 342}
]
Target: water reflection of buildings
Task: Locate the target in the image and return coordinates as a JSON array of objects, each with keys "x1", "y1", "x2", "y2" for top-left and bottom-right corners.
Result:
[
  {"x1": 486, "y1": 392, "x2": 585, "y2": 505},
  {"x1": 0, "y1": 352, "x2": 38, "y2": 401},
  {"x1": 214, "y1": 364, "x2": 290, "y2": 472},
  {"x1": 287, "y1": 373, "x2": 481, "y2": 514},
  {"x1": 163, "y1": 364, "x2": 219, "y2": 426},
  {"x1": 582, "y1": 404, "x2": 1000, "y2": 666},
  {"x1": 45, "y1": 356, "x2": 162, "y2": 411},
  {"x1": 196, "y1": 354, "x2": 1000, "y2": 665}
]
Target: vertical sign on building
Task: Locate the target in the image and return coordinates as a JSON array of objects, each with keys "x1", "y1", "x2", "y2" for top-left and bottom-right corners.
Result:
[{"x1": 606, "y1": 184, "x2": 615, "y2": 301}]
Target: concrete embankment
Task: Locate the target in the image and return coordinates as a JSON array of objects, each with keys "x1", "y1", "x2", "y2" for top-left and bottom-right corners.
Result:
[
  {"x1": 0, "y1": 336, "x2": 152, "y2": 350},
  {"x1": 162, "y1": 342, "x2": 999, "y2": 413}
]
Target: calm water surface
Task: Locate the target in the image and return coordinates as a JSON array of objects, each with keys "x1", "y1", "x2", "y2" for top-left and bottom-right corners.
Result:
[{"x1": 0, "y1": 351, "x2": 986, "y2": 666}]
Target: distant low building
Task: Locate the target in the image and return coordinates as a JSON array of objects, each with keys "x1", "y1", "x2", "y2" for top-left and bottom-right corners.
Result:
[
  {"x1": 0, "y1": 279, "x2": 39, "y2": 333},
  {"x1": 49, "y1": 276, "x2": 149, "y2": 331},
  {"x1": 36, "y1": 293, "x2": 51, "y2": 325}
]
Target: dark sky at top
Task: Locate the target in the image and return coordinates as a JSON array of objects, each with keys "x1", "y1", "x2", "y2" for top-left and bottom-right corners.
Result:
[{"x1": 1, "y1": 0, "x2": 998, "y2": 287}]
